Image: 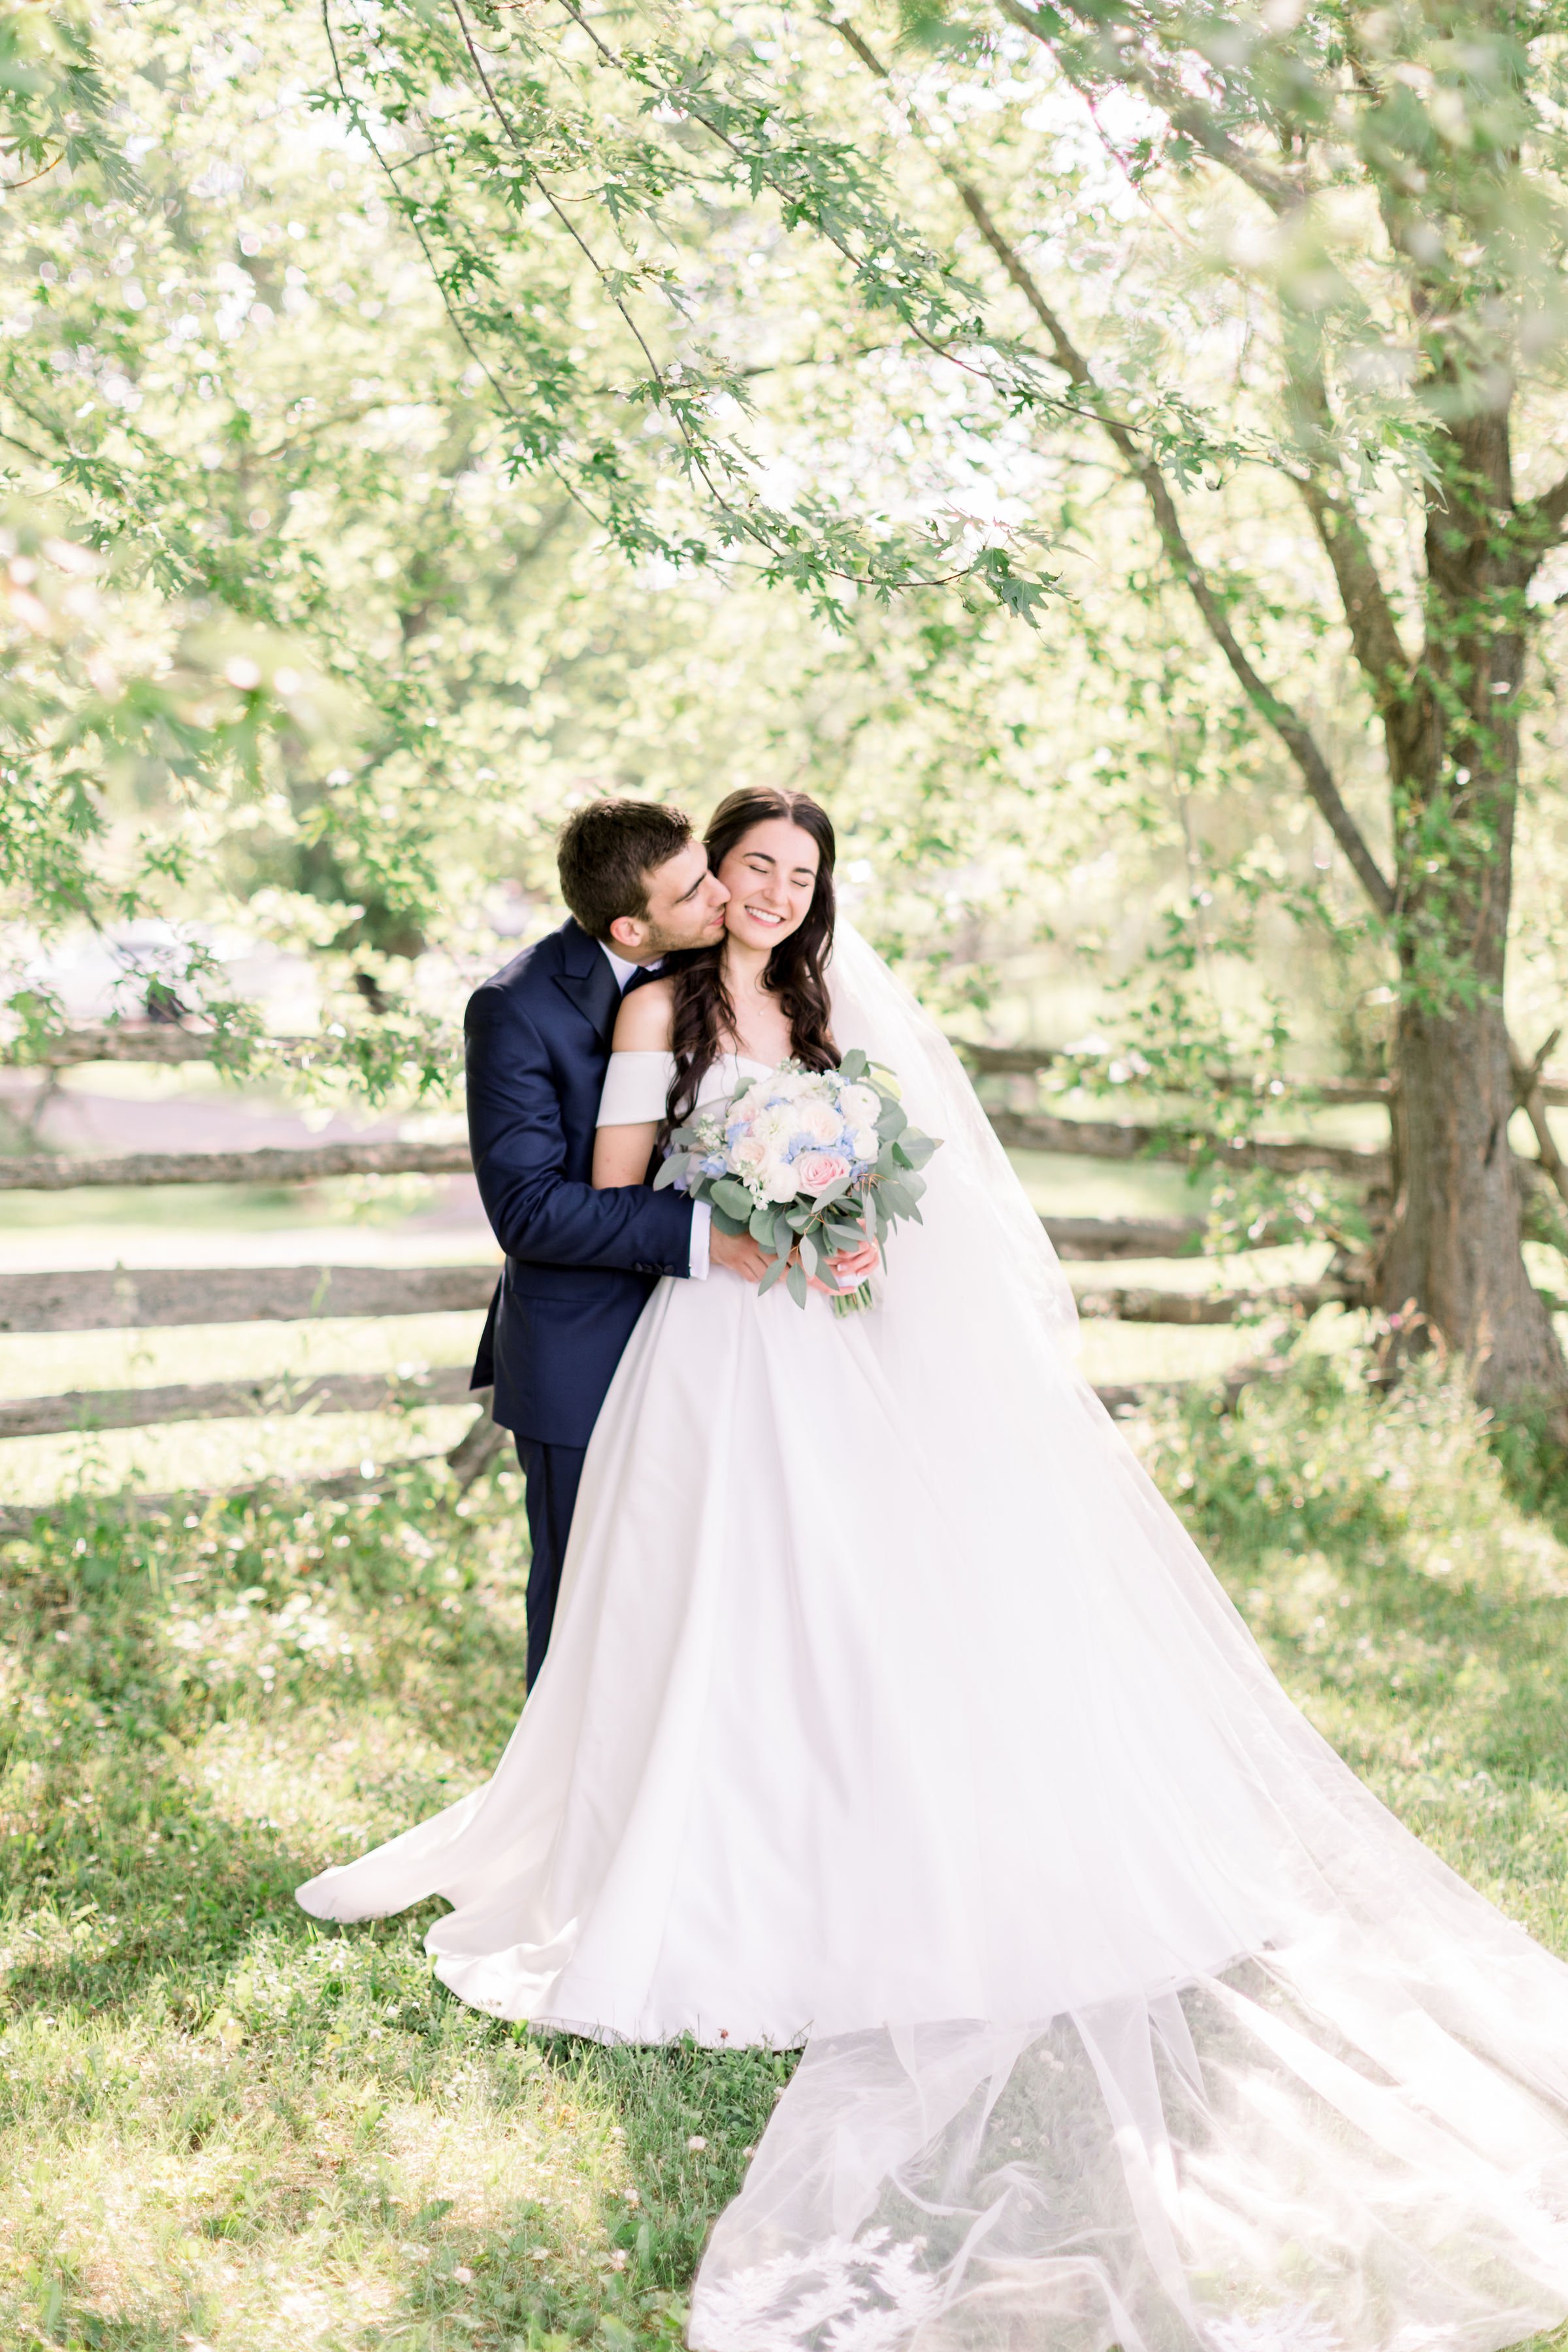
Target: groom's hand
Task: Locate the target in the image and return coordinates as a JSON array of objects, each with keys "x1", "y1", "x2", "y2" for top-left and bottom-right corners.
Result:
[{"x1": 710, "y1": 1226, "x2": 770, "y2": 1282}]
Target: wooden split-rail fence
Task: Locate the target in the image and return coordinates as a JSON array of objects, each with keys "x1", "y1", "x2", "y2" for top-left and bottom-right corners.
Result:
[{"x1": 3, "y1": 1022, "x2": 1564, "y2": 1532}]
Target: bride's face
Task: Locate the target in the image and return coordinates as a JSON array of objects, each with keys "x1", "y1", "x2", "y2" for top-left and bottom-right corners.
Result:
[{"x1": 716, "y1": 819, "x2": 821, "y2": 955}]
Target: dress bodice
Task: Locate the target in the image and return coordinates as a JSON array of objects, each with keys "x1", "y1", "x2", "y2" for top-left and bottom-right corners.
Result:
[{"x1": 596, "y1": 1049, "x2": 773, "y2": 1127}]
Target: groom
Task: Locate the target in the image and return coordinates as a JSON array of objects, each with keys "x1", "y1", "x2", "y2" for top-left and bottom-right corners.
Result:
[{"x1": 465, "y1": 800, "x2": 769, "y2": 1686}]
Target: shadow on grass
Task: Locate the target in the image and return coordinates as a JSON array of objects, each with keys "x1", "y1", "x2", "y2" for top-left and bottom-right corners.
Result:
[
  {"x1": 12, "y1": 1371, "x2": 1568, "y2": 2346},
  {"x1": 0, "y1": 1478, "x2": 789, "y2": 2346}
]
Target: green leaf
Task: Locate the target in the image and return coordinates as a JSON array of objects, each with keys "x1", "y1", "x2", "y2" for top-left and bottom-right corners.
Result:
[
  {"x1": 712, "y1": 1177, "x2": 756, "y2": 1221},
  {"x1": 899, "y1": 1132, "x2": 939, "y2": 1169},
  {"x1": 750, "y1": 1205, "x2": 778, "y2": 1245},
  {"x1": 798, "y1": 1231, "x2": 819, "y2": 1277},
  {"x1": 785, "y1": 1259, "x2": 808, "y2": 1307},
  {"x1": 758, "y1": 1252, "x2": 789, "y2": 1294},
  {"x1": 710, "y1": 1205, "x2": 749, "y2": 1238},
  {"x1": 652, "y1": 1157, "x2": 682, "y2": 1190},
  {"x1": 838, "y1": 1047, "x2": 869, "y2": 1081}
]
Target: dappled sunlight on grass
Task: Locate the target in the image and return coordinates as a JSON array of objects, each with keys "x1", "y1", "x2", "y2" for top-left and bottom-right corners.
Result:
[
  {"x1": 7, "y1": 1358, "x2": 1568, "y2": 2344},
  {"x1": 0, "y1": 1470, "x2": 782, "y2": 2347}
]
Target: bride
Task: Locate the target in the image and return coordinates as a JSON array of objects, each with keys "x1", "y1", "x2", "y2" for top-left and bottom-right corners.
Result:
[{"x1": 299, "y1": 788, "x2": 1568, "y2": 2352}]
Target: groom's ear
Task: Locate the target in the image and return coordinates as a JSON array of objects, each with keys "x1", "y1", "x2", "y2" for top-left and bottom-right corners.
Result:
[{"x1": 606, "y1": 911, "x2": 649, "y2": 956}]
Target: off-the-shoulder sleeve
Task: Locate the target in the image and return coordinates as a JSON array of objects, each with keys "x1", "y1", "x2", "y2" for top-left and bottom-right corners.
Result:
[{"x1": 597, "y1": 1049, "x2": 676, "y2": 1127}]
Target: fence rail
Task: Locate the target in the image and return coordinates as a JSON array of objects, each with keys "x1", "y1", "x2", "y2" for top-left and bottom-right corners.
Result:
[
  {"x1": 17, "y1": 1022, "x2": 1568, "y2": 1106},
  {"x1": 0, "y1": 1119, "x2": 1384, "y2": 1193},
  {"x1": 0, "y1": 1365, "x2": 476, "y2": 1443},
  {"x1": 0, "y1": 1139, "x2": 470, "y2": 1192},
  {"x1": 3, "y1": 1017, "x2": 1560, "y2": 1509},
  {"x1": 0, "y1": 1262, "x2": 498, "y2": 1333},
  {"x1": 986, "y1": 1109, "x2": 1389, "y2": 1181},
  {"x1": 960, "y1": 1041, "x2": 1568, "y2": 1108}
]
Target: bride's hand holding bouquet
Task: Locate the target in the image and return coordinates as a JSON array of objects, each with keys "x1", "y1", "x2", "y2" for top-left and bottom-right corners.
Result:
[{"x1": 655, "y1": 1049, "x2": 941, "y2": 1313}]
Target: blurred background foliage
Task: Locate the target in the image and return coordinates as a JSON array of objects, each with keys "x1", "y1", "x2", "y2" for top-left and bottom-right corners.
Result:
[
  {"x1": 8, "y1": 0, "x2": 1564, "y2": 1091},
  {"x1": 0, "y1": 0, "x2": 1563, "y2": 1281}
]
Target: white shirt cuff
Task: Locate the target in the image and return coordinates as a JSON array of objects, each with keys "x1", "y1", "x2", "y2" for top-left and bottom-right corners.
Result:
[{"x1": 689, "y1": 1201, "x2": 711, "y2": 1280}]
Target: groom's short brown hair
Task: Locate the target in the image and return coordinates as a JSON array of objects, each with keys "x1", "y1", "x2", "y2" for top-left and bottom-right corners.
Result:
[{"x1": 557, "y1": 798, "x2": 694, "y2": 942}]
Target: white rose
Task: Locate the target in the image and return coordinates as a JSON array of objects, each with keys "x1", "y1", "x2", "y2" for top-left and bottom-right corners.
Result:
[
  {"x1": 764, "y1": 1160, "x2": 800, "y2": 1203},
  {"x1": 850, "y1": 1126, "x2": 878, "y2": 1162},
  {"x1": 796, "y1": 1098, "x2": 841, "y2": 1146},
  {"x1": 732, "y1": 1134, "x2": 768, "y2": 1175},
  {"x1": 839, "y1": 1083, "x2": 881, "y2": 1129}
]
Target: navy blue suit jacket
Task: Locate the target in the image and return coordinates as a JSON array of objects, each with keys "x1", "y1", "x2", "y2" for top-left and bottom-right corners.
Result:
[{"x1": 466, "y1": 919, "x2": 694, "y2": 1447}]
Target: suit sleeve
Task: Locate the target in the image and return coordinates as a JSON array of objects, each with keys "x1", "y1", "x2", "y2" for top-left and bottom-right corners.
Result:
[{"x1": 465, "y1": 990, "x2": 696, "y2": 1275}]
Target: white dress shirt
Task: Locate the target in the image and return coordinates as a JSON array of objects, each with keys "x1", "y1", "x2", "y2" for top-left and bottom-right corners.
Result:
[{"x1": 598, "y1": 942, "x2": 711, "y2": 1280}]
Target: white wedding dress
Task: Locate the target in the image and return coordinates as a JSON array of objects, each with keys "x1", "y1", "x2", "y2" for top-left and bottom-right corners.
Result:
[{"x1": 299, "y1": 930, "x2": 1568, "y2": 2352}]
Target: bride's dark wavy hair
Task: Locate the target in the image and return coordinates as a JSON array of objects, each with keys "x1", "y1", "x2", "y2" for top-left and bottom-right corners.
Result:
[{"x1": 666, "y1": 788, "x2": 839, "y2": 1129}]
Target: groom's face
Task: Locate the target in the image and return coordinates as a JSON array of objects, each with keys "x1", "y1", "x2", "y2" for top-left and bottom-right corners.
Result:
[{"x1": 610, "y1": 841, "x2": 729, "y2": 961}]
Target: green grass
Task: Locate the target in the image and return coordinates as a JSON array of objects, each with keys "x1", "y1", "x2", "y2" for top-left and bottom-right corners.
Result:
[{"x1": 6, "y1": 1355, "x2": 1568, "y2": 2347}]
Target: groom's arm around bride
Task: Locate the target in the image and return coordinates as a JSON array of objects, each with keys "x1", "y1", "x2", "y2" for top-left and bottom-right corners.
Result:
[{"x1": 464, "y1": 800, "x2": 757, "y2": 1686}]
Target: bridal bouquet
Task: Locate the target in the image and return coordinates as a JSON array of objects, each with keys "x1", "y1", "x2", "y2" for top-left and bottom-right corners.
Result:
[{"x1": 655, "y1": 1050, "x2": 940, "y2": 1314}]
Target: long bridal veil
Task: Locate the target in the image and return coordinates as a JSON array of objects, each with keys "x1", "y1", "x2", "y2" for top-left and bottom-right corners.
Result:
[{"x1": 688, "y1": 927, "x2": 1568, "y2": 2352}]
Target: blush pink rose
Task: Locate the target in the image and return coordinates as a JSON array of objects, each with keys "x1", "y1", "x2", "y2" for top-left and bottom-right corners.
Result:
[{"x1": 794, "y1": 1151, "x2": 853, "y2": 1194}]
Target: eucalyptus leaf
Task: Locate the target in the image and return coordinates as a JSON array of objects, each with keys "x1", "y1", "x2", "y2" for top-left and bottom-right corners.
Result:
[
  {"x1": 713, "y1": 1177, "x2": 757, "y2": 1221},
  {"x1": 785, "y1": 1259, "x2": 808, "y2": 1307}
]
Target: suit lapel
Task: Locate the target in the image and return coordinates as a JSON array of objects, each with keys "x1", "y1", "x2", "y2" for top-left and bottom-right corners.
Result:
[{"x1": 553, "y1": 920, "x2": 621, "y2": 1051}]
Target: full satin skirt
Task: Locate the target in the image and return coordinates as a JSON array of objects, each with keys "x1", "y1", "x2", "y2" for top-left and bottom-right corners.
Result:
[{"x1": 299, "y1": 1261, "x2": 1568, "y2": 2352}]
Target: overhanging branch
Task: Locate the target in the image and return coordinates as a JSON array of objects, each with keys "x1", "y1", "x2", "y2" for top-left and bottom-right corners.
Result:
[
  {"x1": 832, "y1": 16, "x2": 1395, "y2": 921},
  {"x1": 996, "y1": 0, "x2": 1304, "y2": 215},
  {"x1": 1277, "y1": 320, "x2": 1419, "y2": 730}
]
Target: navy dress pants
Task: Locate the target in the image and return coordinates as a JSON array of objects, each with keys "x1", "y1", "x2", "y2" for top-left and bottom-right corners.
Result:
[{"x1": 514, "y1": 1436, "x2": 587, "y2": 1689}]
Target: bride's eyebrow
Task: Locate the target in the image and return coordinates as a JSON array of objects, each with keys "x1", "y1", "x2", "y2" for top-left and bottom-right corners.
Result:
[{"x1": 743, "y1": 849, "x2": 816, "y2": 880}]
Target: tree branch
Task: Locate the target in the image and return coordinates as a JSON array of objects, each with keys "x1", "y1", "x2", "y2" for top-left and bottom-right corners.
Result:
[
  {"x1": 1512, "y1": 1027, "x2": 1568, "y2": 1215},
  {"x1": 995, "y1": 0, "x2": 1304, "y2": 215},
  {"x1": 833, "y1": 17, "x2": 1396, "y2": 920},
  {"x1": 1523, "y1": 465, "x2": 1568, "y2": 551},
  {"x1": 1277, "y1": 320, "x2": 1418, "y2": 723}
]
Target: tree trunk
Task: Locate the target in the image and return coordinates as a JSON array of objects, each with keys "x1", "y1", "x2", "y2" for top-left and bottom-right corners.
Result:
[
  {"x1": 1382, "y1": 997, "x2": 1566, "y2": 1407},
  {"x1": 1376, "y1": 399, "x2": 1568, "y2": 1412}
]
